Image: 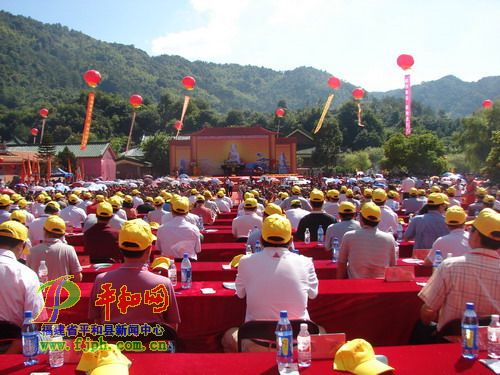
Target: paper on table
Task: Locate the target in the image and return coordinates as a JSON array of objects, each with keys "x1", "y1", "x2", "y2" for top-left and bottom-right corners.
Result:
[
  {"x1": 479, "y1": 359, "x2": 500, "y2": 374},
  {"x1": 416, "y1": 282, "x2": 427, "y2": 287},
  {"x1": 222, "y1": 282, "x2": 237, "y2": 290},
  {"x1": 200, "y1": 288, "x2": 216, "y2": 295},
  {"x1": 204, "y1": 229, "x2": 218, "y2": 233},
  {"x1": 222, "y1": 264, "x2": 231, "y2": 270},
  {"x1": 401, "y1": 258, "x2": 424, "y2": 264}
]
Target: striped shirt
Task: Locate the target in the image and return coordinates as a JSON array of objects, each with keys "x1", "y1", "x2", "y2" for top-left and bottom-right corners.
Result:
[{"x1": 419, "y1": 249, "x2": 500, "y2": 330}]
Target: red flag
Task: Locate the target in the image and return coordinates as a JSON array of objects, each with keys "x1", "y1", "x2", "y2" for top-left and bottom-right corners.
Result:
[{"x1": 81, "y1": 92, "x2": 96, "y2": 150}]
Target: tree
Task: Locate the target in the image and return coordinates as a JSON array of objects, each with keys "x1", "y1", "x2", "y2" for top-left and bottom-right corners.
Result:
[
  {"x1": 141, "y1": 132, "x2": 171, "y2": 176},
  {"x1": 311, "y1": 116, "x2": 342, "y2": 172},
  {"x1": 482, "y1": 130, "x2": 500, "y2": 184},
  {"x1": 56, "y1": 146, "x2": 76, "y2": 172},
  {"x1": 341, "y1": 150, "x2": 372, "y2": 173}
]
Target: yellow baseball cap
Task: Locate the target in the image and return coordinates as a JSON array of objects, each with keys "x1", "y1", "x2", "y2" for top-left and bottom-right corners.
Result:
[
  {"x1": 309, "y1": 189, "x2": 325, "y2": 202},
  {"x1": 446, "y1": 187, "x2": 456, "y2": 196},
  {"x1": 68, "y1": 194, "x2": 79, "y2": 204},
  {"x1": 334, "y1": 339, "x2": 394, "y2": 375},
  {"x1": 243, "y1": 192, "x2": 254, "y2": 200},
  {"x1": 0, "y1": 220, "x2": 28, "y2": 241},
  {"x1": 0, "y1": 194, "x2": 13, "y2": 206},
  {"x1": 469, "y1": 208, "x2": 500, "y2": 240},
  {"x1": 203, "y1": 190, "x2": 213, "y2": 199},
  {"x1": 149, "y1": 221, "x2": 160, "y2": 229},
  {"x1": 427, "y1": 193, "x2": 445, "y2": 206},
  {"x1": 46, "y1": 201, "x2": 61, "y2": 211},
  {"x1": 131, "y1": 189, "x2": 140, "y2": 195},
  {"x1": 76, "y1": 344, "x2": 131, "y2": 375},
  {"x1": 327, "y1": 189, "x2": 340, "y2": 199},
  {"x1": 291, "y1": 185, "x2": 301, "y2": 194},
  {"x1": 109, "y1": 196, "x2": 123, "y2": 209},
  {"x1": 346, "y1": 189, "x2": 354, "y2": 198},
  {"x1": 18, "y1": 199, "x2": 28, "y2": 209},
  {"x1": 124, "y1": 195, "x2": 133, "y2": 204},
  {"x1": 387, "y1": 190, "x2": 397, "y2": 199},
  {"x1": 11, "y1": 193, "x2": 22, "y2": 203},
  {"x1": 409, "y1": 188, "x2": 418, "y2": 196},
  {"x1": 445, "y1": 206, "x2": 466, "y2": 225},
  {"x1": 262, "y1": 214, "x2": 292, "y2": 245},
  {"x1": 476, "y1": 187, "x2": 487, "y2": 197},
  {"x1": 44, "y1": 215, "x2": 66, "y2": 235},
  {"x1": 115, "y1": 191, "x2": 124, "y2": 197},
  {"x1": 151, "y1": 256, "x2": 171, "y2": 270},
  {"x1": 55, "y1": 192, "x2": 64, "y2": 199},
  {"x1": 363, "y1": 188, "x2": 373, "y2": 198},
  {"x1": 145, "y1": 196, "x2": 154, "y2": 203},
  {"x1": 36, "y1": 194, "x2": 46, "y2": 203},
  {"x1": 280, "y1": 192, "x2": 289, "y2": 199},
  {"x1": 264, "y1": 203, "x2": 282, "y2": 216},
  {"x1": 372, "y1": 189, "x2": 387, "y2": 203},
  {"x1": 290, "y1": 199, "x2": 301, "y2": 207},
  {"x1": 217, "y1": 191, "x2": 226, "y2": 198},
  {"x1": 339, "y1": 201, "x2": 356, "y2": 214},
  {"x1": 83, "y1": 191, "x2": 92, "y2": 199},
  {"x1": 190, "y1": 189, "x2": 199, "y2": 195},
  {"x1": 483, "y1": 195, "x2": 495, "y2": 204},
  {"x1": 340, "y1": 186, "x2": 347, "y2": 193},
  {"x1": 219, "y1": 187, "x2": 226, "y2": 193},
  {"x1": 250, "y1": 189, "x2": 260, "y2": 198},
  {"x1": 430, "y1": 185, "x2": 441, "y2": 193},
  {"x1": 119, "y1": 219, "x2": 156, "y2": 251},
  {"x1": 154, "y1": 196, "x2": 165, "y2": 206},
  {"x1": 10, "y1": 210, "x2": 27, "y2": 225},
  {"x1": 244, "y1": 198, "x2": 258, "y2": 209},
  {"x1": 418, "y1": 189, "x2": 426, "y2": 196},
  {"x1": 96, "y1": 202, "x2": 113, "y2": 218},
  {"x1": 95, "y1": 194, "x2": 105, "y2": 202},
  {"x1": 195, "y1": 195, "x2": 205, "y2": 203},
  {"x1": 162, "y1": 192, "x2": 173, "y2": 202},
  {"x1": 171, "y1": 196, "x2": 190, "y2": 214},
  {"x1": 360, "y1": 202, "x2": 381, "y2": 222}
]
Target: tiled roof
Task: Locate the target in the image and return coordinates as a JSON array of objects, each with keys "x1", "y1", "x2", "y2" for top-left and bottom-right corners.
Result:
[{"x1": 7, "y1": 143, "x2": 114, "y2": 158}]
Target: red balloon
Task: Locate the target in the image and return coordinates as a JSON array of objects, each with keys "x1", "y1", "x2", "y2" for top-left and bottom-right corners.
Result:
[
  {"x1": 129, "y1": 94, "x2": 143, "y2": 108},
  {"x1": 275, "y1": 108, "x2": 285, "y2": 117},
  {"x1": 174, "y1": 120, "x2": 183, "y2": 130},
  {"x1": 327, "y1": 76, "x2": 342, "y2": 89},
  {"x1": 39, "y1": 108, "x2": 49, "y2": 118},
  {"x1": 83, "y1": 70, "x2": 102, "y2": 88},
  {"x1": 397, "y1": 54, "x2": 414, "y2": 70},
  {"x1": 482, "y1": 99, "x2": 493, "y2": 109},
  {"x1": 352, "y1": 88, "x2": 365, "y2": 100},
  {"x1": 31, "y1": 128, "x2": 39, "y2": 136},
  {"x1": 182, "y1": 76, "x2": 196, "y2": 90}
]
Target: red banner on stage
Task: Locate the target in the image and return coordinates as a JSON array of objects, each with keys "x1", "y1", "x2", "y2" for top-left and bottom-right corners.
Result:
[
  {"x1": 81, "y1": 92, "x2": 95, "y2": 150},
  {"x1": 404, "y1": 74, "x2": 412, "y2": 136}
]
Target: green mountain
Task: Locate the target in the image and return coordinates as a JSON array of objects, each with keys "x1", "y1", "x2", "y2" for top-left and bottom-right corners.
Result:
[{"x1": 0, "y1": 10, "x2": 499, "y2": 117}]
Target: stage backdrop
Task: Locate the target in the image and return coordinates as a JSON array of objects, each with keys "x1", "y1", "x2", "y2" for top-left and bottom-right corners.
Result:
[{"x1": 169, "y1": 126, "x2": 296, "y2": 176}]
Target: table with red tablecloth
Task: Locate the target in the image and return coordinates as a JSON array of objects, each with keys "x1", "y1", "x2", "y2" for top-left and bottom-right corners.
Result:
[
  {"x1": 47, "y1": 278, "x2": 424, "y2": 352},
  {"x1": 0, "y1": 344, "x2": 491, "y2": 374},
  {"x1": 398, "y1": 240, "x2": 414, "y2": 257}
]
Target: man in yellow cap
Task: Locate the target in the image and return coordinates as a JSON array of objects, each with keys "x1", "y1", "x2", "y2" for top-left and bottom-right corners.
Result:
[
  {"x1": 77, "y1": 191, "x2": 93, "y2": 212},
  {"x1": 296, "y1": 190, "x2": 336, "y2": 241},
  {"x1": 60, "y1": 194, "x2": 88, "y2": 230},
  {"x1": 202, "y1": 190, "x2": 220, "y2": 216},
  {"x1": 371, "y1": 189, "x2": 398, "y2": 234},
  {"x1": 191, "y1": 195, "x2": 216, "y2": 226},
  {"x1": 404, "y1": 193, "x2": 449, "y2": 249},
  {"x1": 325, "y1": 201, "x2": 361, "y2": 252},
  {"x1": 337, "y1": 202, "x2": 397, "y2": 279},
  {"x1": 246, "y1": 203, "x2": 284, "y2": 251},
  {"x1": 445, "y1": 187, "x2": 461, "y2": 207},
  {"x1": 418, "y1": 208, "x2": 500, "y2": 336},
  {"x1": 467, "y1": 187, "x2": 488, "y2": 219},
  {"x1": 236, "y1": 192, "x2": 263, "y2": 217},
  {"x1": 131, "y1": 189, "x2": 144, "y2": 209},
  {"x1": 54, "y1": 192, "x2": 68, "y2": 210},
  {"x1": 402, "y1": 187, "x2": 423, "y2": 214},
  {"x1": 280, "y1": 185, "x2": 312, "y2": 211},
  {"x1": 0, "y1": 220, "x2": 47, "y2": 350},
  {"x1": 146, "y1": 196, "x2": 168, "y2": 225},
  {"x1": 31, "y1": 194, "x2": 47, "y2": 218},
  {"x1": 401, "y1": 174, "x2": 416, "y2": 199},
  {"x1": 232, "y1": 198, "x2": 263, "y2": 241},
  {"x1": 121, "y1": 195, "x2": 138, "y2": 220},
  {"x1": 27, "y1": 216, "x2": 82, "y2": 282},
  {"x1": 222, "y1": 214, "x2": 318, "y2": 352},
  {"x1": 323, "y1": 189, "x2": 341, "y2": 219},
  {"x1": 284, "y1": 199, "x2": 309, "y2": 231},
  {"x1": 156, "y1": 196, "x2": 202, "y2": 259},
  {"x1": 423, "y1": 206, "x2": 471, "y2": 266},
  {"x1": 83, "y1": 197, "x2": 126, "y2": 232},
  {"x1": 89, "y1": 219, "x2": 180, "y2": 327},
  {"x1": 83, "y1": 202, "x2": 122, "y2": 263},
  {"x1": 14, "y1": 199, "x2": 35, "y2": 226},
  {"x1": 215, "y1": 190, "x2": 231, "y2": 213},
  {"x1": 28, "y1": 201, "x2": 61, "y2": 245},
  {"x1": 0, "y1": 194, "x2": 13, "y2": 224},
  {"x1": 385, "y1": 190, "x2": 400, "y2": 212}
]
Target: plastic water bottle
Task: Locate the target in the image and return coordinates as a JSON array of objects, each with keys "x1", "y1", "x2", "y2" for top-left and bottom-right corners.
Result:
[
  {"x1": 297, "y1": 323, "x2": 311, "y2": 368},
  {"x1": 462, "y1": 302, "x2": 479, "y2": 360},
  {"x1": 254, "y1": 240, "x2": 262, "y2": 253},
  {"x1": 181, "y1": 253, "x2": 192, "y2": 289},
  {"x1": 396, "y1": 223, "x2": 403, "y2": 241},
  {"x1": 38, "y1": 260, "x2": 48, "y2": 284},
  {"x1": 447, "y1": 252, "x2": 453, "y2": 259},
  {"x1": 168, "y1": 260, "x2": 177, "y2": 287},
  {"x1": 275, "y1": 310, "x2": 293, "y2": 370},
  {"x1": 317, "y1": 226, "x2": 324, "y2": 247},
  {"x1": 197, "y1": 217, "x2": 204, "y2": 231},
  {"x1": 304, "y1": 228, "x2": 311, "y2": 244},
  {"x1": 432, "y1": 250, "x2": 443, "y2": 274},
  {"x1": 488, "y1": 314, "x2": 500, "y2": 359},
  {"x1": 245, "y1": 244, "x2": 253, "y2": 255},
  {"x1": 332, "y1": 237, "x2": 339, "y2": 263},
  {"x1": 290, "y1": 243, "x2": 299, "y2": 255},
  {"x1": 48, "y1": 335, "x2": 65, "y2": 368},
  {"x1": 22, "y1": 311, "x2": 39, "y2": 366}
]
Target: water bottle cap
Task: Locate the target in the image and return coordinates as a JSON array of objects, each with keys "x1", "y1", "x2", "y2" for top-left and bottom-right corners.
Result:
[
  {"x1": 24, "y1": 311, "x2": 32, "y2": 318},
  {"x1": 256, "y1": 240, "x2": 260, "y2": 244},
  {"x1": 279, "y1": 310, "x2": 288, "y2": 318},
  {"x1": 435, "y1": 249, "x2": 441, "y2": 255},
  {"x1": 300, "y1": 323, "x2": 308, "y2": 330},
  {"x1": 40, "y1": 260, "x2": 46, "y2": 264},
  {"x1": 466, "y1": 302, "x2": 475, "y2": 310},
  {"x1": 492, "y1": 314, "x2": 499, "y2": 321},
  {"x1": 183, "y1": 253, "x2": 188, "y2": 258}
]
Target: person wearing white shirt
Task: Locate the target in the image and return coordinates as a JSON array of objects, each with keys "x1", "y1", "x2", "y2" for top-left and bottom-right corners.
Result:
[
  {"x1": 424, "y1": 206, "x2": 471, "y2": 265},
  {"x1": 222, "y1": 214, "x2": 318, "y2": 352},
  {"x1": 215, "y1": 191, "x2": 231, "y2": 213},
  {"x1": 60, "y1": 194, "x2": 87, "y2": 229},
  {"x1": 0, "y1": 194, "x2": 12, "y2": 225},
  {"x1": 156, "y1": 196, "x2": 201, "y2": 260},
  {"x1": 0, "y1": 220, "x2": 47, "y2": 353},
  {"x1": 445, "y1": 187, "x2": 461, "y2": 207},
  {"x1": 17, "y1": 200, "x2": 35, "y2": 226},
  {"x1": 323, "y1": 190, "x2": 341, "y2": 219},
  {"x1": 77, "y1": 192, "x2": 93, "y2": 211},
  {"x1": 280, "y1": 186, "x2": 312, "y2": 211},
  {"x1": 28, "y1": 201, "x2": 61, "y2": 245},
  {"x1": 220, "y1": 188, "x2": 233, "y2": 208},
  {"x1": 31, "y1": 195, "x2": 47, "y2": 218},
  {"x1": 188, "y1": 189, "x2": 200, "y2": 207},
  {"x1": 372, "y1": 189, "x2": 398, "y2": 234},
  {"x1": 147, "y1": 196, "x2": 168, "y2": 224},
  {"x1": 161, "y1": 211, "x2": 201, "y2": 227},
  {"x1": 285, "y1": 200, "x2": 309, "y2": 230},
  {"x1": 131, "y1": 190, "x2": 144, "y2": 208},
  {"x1": 401, "y1": 175, "x2": 416, "y2": 199},
  {"x1": 385, "y1": 191, "x2": 401, "y2": 212},
  {"x1": 232, "y1": 198, "x2": 263, "y2": 240}
]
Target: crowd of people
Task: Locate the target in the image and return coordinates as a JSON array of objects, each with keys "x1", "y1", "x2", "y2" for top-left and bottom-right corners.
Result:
[{"x1": 0, "y1": 173, "x2": 498, "y2": 354}]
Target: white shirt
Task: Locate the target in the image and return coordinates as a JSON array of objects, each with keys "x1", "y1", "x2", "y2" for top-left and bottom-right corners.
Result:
[
  {"x1": 222, "y1": 196, "x2": 233, "y2": 208},
  {"x1": 448, "y1": 198, "x2": 461, "y2": 207},
  {"x1": 426, "y1": 228, "x2": 471, "y2": 263},
  {"x1": 401, "y1": 177, "x2": 416, "y2": 193},
  {"x1": 215, "y1": 198, "x2": 231, "y2": 213},
  {"x1": 323, "y1": 201, "x2": 340, "y2": 219},
  {"x1": 0, "y1": 249, "x2": 46, "y2": 327},
  {"x1": 31, "y1": 202, "x2": 46, "y2": 218},
  {"x1": 19, "y1": 209, "x2": 35, "y2": 225},
  {"x1": 115, "y1": 209, "x2": 127, "y2": 221},
  {"x1": 0, "y1": 210, "x2": 11, "y2": 224},
  {"x1": 83, "y1": 214, "x2": 125, "y2": 232},
  {"x1": 156, "y1": 216, "x2": 201, "y2": 259},
  {"x1": 232, "y1": 212, "x2": 263, "y2": 239},
  {"x1": 60, "y1": 205, "x2": 87, "y2": 229},
  {"x1": 28, "y1": 215, "x2": 50, "y2": 245},
  {"x1": 147, "y1": 208, "x2": 167, "y2": 224},
  {"x1": 385, "y1": 198, "x2": 400, "y2": 212},
  {"x1": 161, "y1": 212, "x2": 200, "y2": 227},
  {"x1": 378, "y1": 205, "x2": 398, "y2": 234},
  {"x1": 236, "y1": 248, "x2": 318, "y2": 321},
  {"x1": 77, "y1": 200, "x2": 92, "y2": 211},
  {"x1": 285, "y1": 208, "x2": 309, "y2": 230},
  {"x1": 132, "y1": 196, "x2": 144, "y2": 208},
  {"x1": 237, "y1": 202, "x2": 264, "y2": 217}
]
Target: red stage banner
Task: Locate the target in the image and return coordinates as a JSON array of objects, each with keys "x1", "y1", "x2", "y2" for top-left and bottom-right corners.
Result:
[
  {"x1": 404, "y1": 74, "x2": 412, "y2": 136},
  {"x1": 81, "y1": 92, "x2": 95, "y2": 150}
]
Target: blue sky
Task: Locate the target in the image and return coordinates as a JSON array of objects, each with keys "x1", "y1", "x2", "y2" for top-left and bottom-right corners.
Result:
[{"x1": 1, "y1": 0, "x2": 499, "y2": 91}]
